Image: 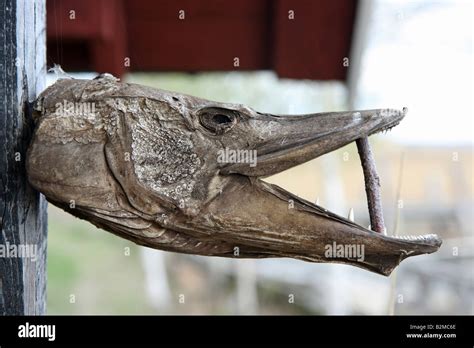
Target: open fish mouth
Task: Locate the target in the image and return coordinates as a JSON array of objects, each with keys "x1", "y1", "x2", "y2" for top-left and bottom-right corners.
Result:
[{"x1": 210, "y1": 107, "x2": 442, "y2": 275}]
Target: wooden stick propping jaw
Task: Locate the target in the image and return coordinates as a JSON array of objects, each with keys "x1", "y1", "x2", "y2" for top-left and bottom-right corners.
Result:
[{"x1": 356, "y1": 137, "x2": 386, "y2": 234}]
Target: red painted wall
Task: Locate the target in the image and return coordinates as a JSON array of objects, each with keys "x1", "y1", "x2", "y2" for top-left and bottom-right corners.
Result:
[{"x1": 47, "y1": 0, "x2": 357, "y2": 80}]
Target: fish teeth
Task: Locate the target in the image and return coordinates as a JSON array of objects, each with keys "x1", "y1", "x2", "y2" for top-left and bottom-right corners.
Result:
[
  {"x1": 348, "y1": 208, "x2": 354, "y2": 222},
  {"x1": 393, "y1": 234, "x2": 438, "y2": 242}
]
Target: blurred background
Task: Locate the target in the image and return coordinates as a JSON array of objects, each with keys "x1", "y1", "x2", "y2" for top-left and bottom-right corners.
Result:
[{"x1": 44, "y1": 0, "x2": 473, "y2": 314}]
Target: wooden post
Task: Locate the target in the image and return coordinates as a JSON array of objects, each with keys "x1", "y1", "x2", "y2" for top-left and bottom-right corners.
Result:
[{"x1": 0, "y1": 0, "x2": 47, "y2": 315}]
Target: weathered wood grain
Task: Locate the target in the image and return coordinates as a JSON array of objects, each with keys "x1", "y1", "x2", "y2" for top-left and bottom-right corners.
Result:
[{"x1": 0, "y1": 0, "x2": 47, "y2": 315}]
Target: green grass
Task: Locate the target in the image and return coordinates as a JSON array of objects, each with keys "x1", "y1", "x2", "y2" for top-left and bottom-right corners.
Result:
[{"x1": 46, "y1": 205, "x2": 153, "y2": 314}]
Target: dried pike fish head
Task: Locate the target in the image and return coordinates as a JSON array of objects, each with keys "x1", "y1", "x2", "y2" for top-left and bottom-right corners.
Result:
[{"x1": 27, "y1": 75, "x2": 441, "y2": 276}]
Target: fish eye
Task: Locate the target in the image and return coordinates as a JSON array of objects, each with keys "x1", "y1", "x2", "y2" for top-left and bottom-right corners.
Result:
[
  {"x1": 198, "y1": 108, "x2": 238, "y2": 134},
  {"x1": 213, "y1": 114, "x2": 232, "y2": 124}
]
